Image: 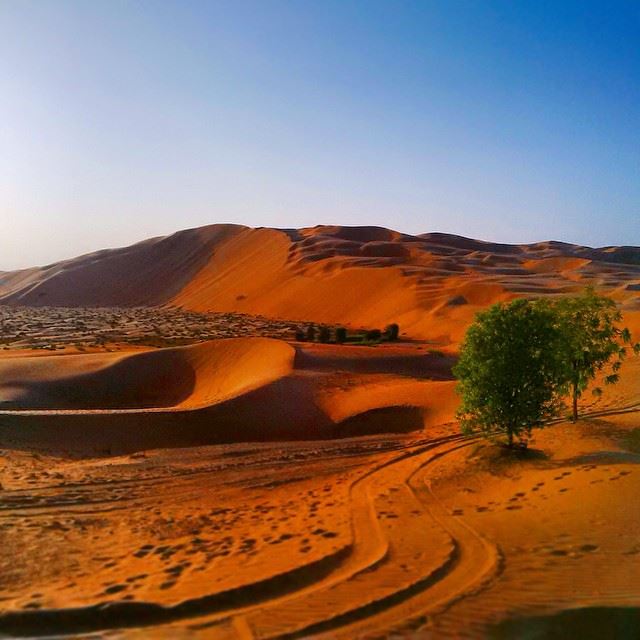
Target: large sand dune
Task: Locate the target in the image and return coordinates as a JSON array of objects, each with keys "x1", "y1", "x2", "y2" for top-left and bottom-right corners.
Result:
[{"x1": 2, "y1": 224, "x2": 639, "y2": 343}]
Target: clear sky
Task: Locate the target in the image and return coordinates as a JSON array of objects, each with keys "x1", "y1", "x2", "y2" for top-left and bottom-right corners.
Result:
[{"x1": 1, "y1": 1, "x2": 638, "y2": 269}]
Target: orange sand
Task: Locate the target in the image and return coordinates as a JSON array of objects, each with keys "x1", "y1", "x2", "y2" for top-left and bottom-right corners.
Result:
[
  {"x1": 0, "y1": 224, "x2": 639, "y2": 637},
  {"x1": 1, "y1": 224, "x2": 638, "y2": 344}
]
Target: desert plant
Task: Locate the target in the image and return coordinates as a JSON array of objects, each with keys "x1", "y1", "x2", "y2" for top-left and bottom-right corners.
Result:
[
  {"x1": 454, "y1": 299, "x2": 568, "y2": 448},
  {"x1": 551, "y1": 287, "x2": 639, "y2": 421},
  {"x1": 366, "y1": 328, "x2": 382, "y2": 342},
  {"x1": 335, "y1": 327, "x2": 347, "y2": 343},
  {"x1": 384, "y1": 323, "x2": 400, "y2": 341},
  {"x1": 306, "y1": 325, "x2": 317, "y2": 342},
  {"x1": 318, "y1": 326, "x2": 332, "y2": 343},
  {"x1": 294, "y1": 328, "x2": 306, "y2": 342}
]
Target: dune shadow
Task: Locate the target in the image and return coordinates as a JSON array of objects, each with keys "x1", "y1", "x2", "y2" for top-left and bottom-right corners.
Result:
[
  {"x1": 294, "y1": 347, "x2": 455, "y2": 380},
  {"x1": 488, "y1": 606, "x2": 640, "y2": 640},
  {"x1": 333, "y1": 406, "x2": 424, "y2": 438},
  {"x1": 4, "y1": 350, "x2": 196, "y2": 410}
]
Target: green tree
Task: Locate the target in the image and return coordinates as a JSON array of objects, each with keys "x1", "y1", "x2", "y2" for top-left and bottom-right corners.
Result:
[
  {"x1": 553, "y1": 287, "x2": 639, "y2": 422},
  {"x1": 453, "y1": 299, "x2": 568, "y2": 448},
  {"x1": 366, "y1": 328, "x2": 382, "y2": 342},
  {"x1": 306, "y1": 325, "x2": 317, "y2": 342},
  {"x1": 318, "y1": 325, "x2": 332, "y2": 343},
  {"x1": 384, "y1": 323, "x2": 400, "y2": 341}
]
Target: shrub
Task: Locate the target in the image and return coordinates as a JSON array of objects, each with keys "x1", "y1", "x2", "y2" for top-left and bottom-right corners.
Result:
[
  {"x1": 306, "y1": 325, "x2": 317, "y2": 342},
  {"x1": 366, "y1": 328, "x2": 382, "y2": 342},
  {"x1": 318, "y1": 326, "x2": 332, "y2": 343},
  {"x1": 384, "y1": 323, "x2": 400, "y2": 341},
  {"x1": 294, "y1": 328, "x2": 306, "y2": 342},
  {"x1": 335, "y1": 327, "x2": 347, "y2": 343}
]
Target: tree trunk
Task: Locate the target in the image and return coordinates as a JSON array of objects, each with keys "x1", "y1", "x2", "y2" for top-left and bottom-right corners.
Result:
[
  {"x1": 508, "y1": 430, "x2": 514, "y2": 448},
  {"x1": 572, "y1": 383, "x2": 578, "y2": 422}
]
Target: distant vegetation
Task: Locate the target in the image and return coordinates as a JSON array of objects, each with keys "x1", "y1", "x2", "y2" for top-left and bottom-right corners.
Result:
[
  {"x1": 294, "y1": 323, "x2": 401, "y2": 345},
  {"x1": 454, "y1": 289, "x2": 639, "y2": 449}
]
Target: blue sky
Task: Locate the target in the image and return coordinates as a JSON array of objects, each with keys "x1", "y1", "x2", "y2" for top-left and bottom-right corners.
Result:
[{"x1": 1, "y1": 0, "x2": 638, "y2": 268}]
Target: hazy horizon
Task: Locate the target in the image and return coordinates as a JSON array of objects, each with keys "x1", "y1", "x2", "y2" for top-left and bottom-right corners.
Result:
[{"x1": 2, "y1": 1, "x2": 639, "y2": 270}]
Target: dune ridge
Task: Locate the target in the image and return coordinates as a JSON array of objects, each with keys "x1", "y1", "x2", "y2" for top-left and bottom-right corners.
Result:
[
  {"x1": 1, "y1": 224, "x2": 638, "y2": 343},
  {"x1": 0, "y1": 340, "x2": 458, "y2": 454}
]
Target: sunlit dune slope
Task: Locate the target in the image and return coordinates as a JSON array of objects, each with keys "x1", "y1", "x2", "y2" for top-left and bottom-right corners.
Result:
[
  {"x1": 0, "y1": 338, "x2": 294, "y2": 410},
  {"x1": 1, "y1": 224, "x2": 638, "y2": 344},
  {"x1": 0, "y1": 224, "x2": 246, "y2": 306}
]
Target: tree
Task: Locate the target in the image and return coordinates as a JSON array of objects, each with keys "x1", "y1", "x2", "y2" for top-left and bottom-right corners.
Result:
[
  {"x1": 384, "y1": 323, "x2": 400, "y2": 341},
  {"x1": 335, "y1": 327, "x2": 347, "y2": 343},
  {"x1": 366, "y1": 328, "x2": 382, "y2": 342},
  {"x1": 306, "y1": 325, "x2": 317, "y2": 342},
  {"x1": 552, "y1": 287, "x2": 639, "y2": 422},
  {"x1": 453, "y1": 299, "x2": 568, "y2": 448},
  {"x1": 318, "y1": 325, "x2": 332, "y2": 343}
]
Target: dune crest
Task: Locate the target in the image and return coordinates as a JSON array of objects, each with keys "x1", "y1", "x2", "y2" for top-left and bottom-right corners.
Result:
[
  {"x1": 0, "y1": 338, "x2": 294, "y2": 411},
  {"x1": 1, "y1": 224, "x2": 638, "y2": 344}
]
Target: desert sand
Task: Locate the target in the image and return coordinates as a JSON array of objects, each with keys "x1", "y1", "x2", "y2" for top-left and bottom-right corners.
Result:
[
  {"x1": 2, "y1": 225, "x2": 639, "y2": 343},
  {"x1": 0, "y1": 224, "x2": 639, "y2": 638}
]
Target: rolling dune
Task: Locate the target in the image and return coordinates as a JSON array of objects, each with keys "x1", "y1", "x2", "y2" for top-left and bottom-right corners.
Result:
[
  {"x1": 1, "y1": 224, "x2": 638, "y2": 344},
  {"x1": 1, "y1": 225, "x2": 640, "y2": 638},
  {"x1": 0, "y1": 338, "x2": 294, "y2": 411},
  {"x1": 0, "y1": 340, "x2": 457, "y2": 454}
]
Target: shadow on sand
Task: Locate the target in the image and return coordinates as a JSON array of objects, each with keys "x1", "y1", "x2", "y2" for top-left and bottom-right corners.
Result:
[{"x1": 489, "y1": 606, "x2": 640, "y2": 639}]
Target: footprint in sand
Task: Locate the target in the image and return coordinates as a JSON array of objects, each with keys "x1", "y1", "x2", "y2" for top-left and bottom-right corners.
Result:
[{"x1": 103, "y1": 584, "x2": 127, "y2": 595}]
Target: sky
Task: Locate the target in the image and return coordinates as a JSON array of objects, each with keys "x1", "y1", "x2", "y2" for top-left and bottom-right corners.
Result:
[{"x1": 1, "y1": 0, "x2": 638, "y2": 269}]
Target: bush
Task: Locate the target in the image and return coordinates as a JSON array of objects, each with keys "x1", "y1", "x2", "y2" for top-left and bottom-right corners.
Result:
[
  {"x1": 294, "y1": 328, "x2": 306, "y2": 342},
  {"x1": 384, "y1": 323, "x2": 399, "y2": 341},
  {"x1": 366, "y1": 328, "x2": 382, "y2": 342},
  {"x1": 306, "y1": 325, "x2": 317, "y2": 342},
  {"x1": 335, "y1": 327, "x2": 347, "y2": 343},
  {"x1": 318, "y1": 326, "x2": 332, "y2": 343}
]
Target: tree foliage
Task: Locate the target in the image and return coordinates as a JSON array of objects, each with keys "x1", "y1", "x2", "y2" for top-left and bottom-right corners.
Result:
[
  {"x1": 335, "y1": 327, "x2": 347, "y2": 343},
  {"x1": 551, "y1": 287, "x2": 639, "y2": 421},
  {"x1": 453, "y1": 299, "x2": 568, "y2": 447},
  {"x1": 384, "y1": 323, "x2": 400, "y2": 341},
  {"x1": 306, "y1": 325, "x2": 317, "y2": 342}
]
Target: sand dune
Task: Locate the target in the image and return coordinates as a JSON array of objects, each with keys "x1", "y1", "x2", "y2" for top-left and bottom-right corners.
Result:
[
  {"x1": 1, "y1": 384, "x2": 638, "y2": 638},
  {"x1": 1, "y1": 224, "x2": 638, "y2": 344},
  {"x1": 0, "y1": 338, "x2": 294, "y2": 410},
  {"x1": 0, "y1": 340, "x2": 458, "y2": 454}
]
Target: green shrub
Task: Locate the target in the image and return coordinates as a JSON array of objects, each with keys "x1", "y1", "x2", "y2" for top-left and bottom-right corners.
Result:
[
  {"x1": 306, "y1": 325, "x2": 317, "y2": 342},
  {"x1": 384, "y1": 323, "x2": 399, "y2": 341},
  {"x1": 318, "y1": 326, "x2": 331, "y2": 343}
]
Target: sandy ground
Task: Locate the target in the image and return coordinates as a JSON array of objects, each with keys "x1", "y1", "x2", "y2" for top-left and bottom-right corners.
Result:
[
  {"x1": 0, "y1": 224, "x2": 639, "y2": 637},
  {"x1": 0, "y1": 336, "x2": 638, "y2": 638}
]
